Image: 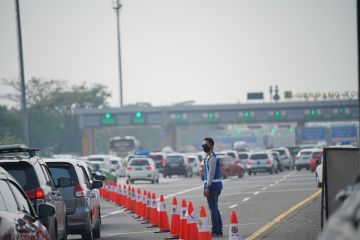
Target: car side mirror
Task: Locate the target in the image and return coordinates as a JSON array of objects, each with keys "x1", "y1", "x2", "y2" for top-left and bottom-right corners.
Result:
[
  {"x1": 91, "y1": 180, "x2": 103, "y2": 189},
  {"x1": 93, "y1": 173, "x2": 105, "y2": 181},
  {"x1": 58, "y1": 177, "x2": 71, "y2": 188},
  {"x1": 38, "y1": 203, "x2": 55, "y2": 219}
]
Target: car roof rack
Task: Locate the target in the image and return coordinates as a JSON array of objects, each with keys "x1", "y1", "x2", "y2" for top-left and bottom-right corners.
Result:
[{"x1": 0, "y1": 144, "x2": 39, "y2": 157}]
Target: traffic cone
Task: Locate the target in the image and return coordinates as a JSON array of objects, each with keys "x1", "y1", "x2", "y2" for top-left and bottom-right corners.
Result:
[
  {"x1": 179, "y1": 199, "x2": 187, "y2": 240},
  {"x1": 229, "y1": 212, "x2": 242, "y2": 240},
  {"x1": 198, "y1": 206, "x2": 211, "y2": 240},
  {"x1": 165, "y1": 197, "x2": 180, "y2": 239},
  {"x1": 141, "y1": 190, "x2": 148, "y2": 220},
  {"x1": 147, "y1": 192, "x2": 158, "y2": 228},
  {"x1": 127, "y1": 185, "x2": 132, "y2": 211},
  {"x1": 118, "y1": 183, "x2": 123, "y2": 206},
  {"x1": 186, "y1": 201, "x2": 198, "y2": 240},
  {"x1": 130, "y1": 187, "x2": 136, "y2": 213},
  {"x1": 123, "y1": 185, "x2": 128, "y2": 209},
  {"x1": 154, "y1": 195, "x2": 170, "y2": 233},
  {"x1": 145, "y1": 191, "x2": 152, "y2": 222},
  {"x1": 116, "y1": 183, "x2": 121, "y2": 206},
  {"x1": 135, "y1": 188, "x2": 142, "y2": 218}
]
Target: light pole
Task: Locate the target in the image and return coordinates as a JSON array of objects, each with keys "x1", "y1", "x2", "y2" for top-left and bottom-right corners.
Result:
[
  {"x1": 113, "y1": 0, "x2": 124, "y2": 107},
  {"x1": 15, "y1": 0, "x2": 29, "y2": 145}
]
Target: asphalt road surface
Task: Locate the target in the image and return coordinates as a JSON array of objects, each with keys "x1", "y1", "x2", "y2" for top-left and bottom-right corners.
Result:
[{"x1": 69, "y1": 170, "x2": 321, "y2": 240}]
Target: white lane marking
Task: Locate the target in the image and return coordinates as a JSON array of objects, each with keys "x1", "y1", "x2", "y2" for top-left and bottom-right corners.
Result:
[
  {"x1": 228, "y1": 204, "x2": 238, "y2": 209},
  {"x1": 105, "y1": 230, "x2": 156, "y2": 236},
  {"x1": 243, "y1": 197, "x2": 250, "y2": 202},
  {"x1": 164, "y1": 179, "x2": 229, "y2": 199},
  {"x1": 269, "y1": 184, "x2": 274, "y2": 187},
  {"x1": 254, "y1": 191, "x2": 260, "y2": 195},
  {"x1": 102, "y1": 209, "x2": 126, "y2": 218},
  {"x1": 275, "y1": 181, "x2": 279, "y2": 184},
  {"x1": 230, "y1": 176, "x2": 238, "y2": 179},
  {"x1": 262, "y1": 187, "x2": 267, "y2": 190}
]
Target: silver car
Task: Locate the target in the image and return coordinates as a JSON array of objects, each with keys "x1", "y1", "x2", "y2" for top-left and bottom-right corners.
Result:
[
  {"x1": 45, "y1": 159, "x2": 103, "y2": 240},
  {"x1": 272, "y1": 147, "x2": 293, "y2": 170},
  {"x1": 295, "y1": 148, "x2": 321, "y2": 171},
  {"x1": 247, "y1": 151, "x2": 278, "y2": 175}
]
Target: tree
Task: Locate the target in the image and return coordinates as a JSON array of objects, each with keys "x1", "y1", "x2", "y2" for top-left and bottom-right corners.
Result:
[{"x1": 1, "y1": 78, "x2": 111, "y2": 154}]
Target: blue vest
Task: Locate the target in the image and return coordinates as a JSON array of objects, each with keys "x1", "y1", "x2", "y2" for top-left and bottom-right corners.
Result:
[{"x1": 203, "y1": 152, "x2": 222, "y2": 190}]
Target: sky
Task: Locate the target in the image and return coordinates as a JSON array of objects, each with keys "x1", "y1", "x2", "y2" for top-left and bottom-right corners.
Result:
[{"x1": 0, "y1": 0, "x2": 357, "y2": 107}]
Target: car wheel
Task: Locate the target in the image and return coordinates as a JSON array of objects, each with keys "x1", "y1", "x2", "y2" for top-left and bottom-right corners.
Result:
[
  {"x1": 223, "y1": 171, "x2": 228, "y2": 179},
  {"x1": 254, "y1": 172, "x2": 257, "y2": 175},
  {"x1": 238, "y1": 170, "x2": 244, "y2": 178},
  {"x1": 248, "y1": 171, "x2": 252, "y2": 176},
  {"x1": 296, "y1": 167, "x2": 301, "y2": 171},
  {"x1": 163, "y1": 174, "x2": 167, "y2": 178},
  {"x1": 126, "y1": 179, "x2": 129, "y2": 184},
  {"x1": 93, "y1": 212, "x2": 101, "y2": 239}
]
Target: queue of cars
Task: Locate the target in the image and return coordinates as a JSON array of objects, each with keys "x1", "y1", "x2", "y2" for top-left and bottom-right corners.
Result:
[{"x1": 0, "y1": 144, "x2": 105, "y2": 240}]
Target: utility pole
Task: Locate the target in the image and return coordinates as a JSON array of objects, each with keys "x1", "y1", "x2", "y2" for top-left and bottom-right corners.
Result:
[
  {"x1": 113, "y1": 0, "x2": 124, "y2": 107},
  {"x1": 15, "y1": 0, "x2": 29, "y2": 145}
]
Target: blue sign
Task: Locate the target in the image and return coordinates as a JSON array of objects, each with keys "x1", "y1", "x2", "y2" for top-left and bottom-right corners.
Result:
[
  {"x1": 331, "y1": 125, "x2": 357, "y2": 139},
  {"x1": 301, "y1": 127, "x2": 325, "y2": 141}
]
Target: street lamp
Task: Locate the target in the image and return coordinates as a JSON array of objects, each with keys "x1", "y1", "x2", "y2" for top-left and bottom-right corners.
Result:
[
  {"x1": 14, "y1": 0, "x2": 29, "y2": 145},
  {"x1": 113, "y1": 0, "x2": 124, "y2": 107}
]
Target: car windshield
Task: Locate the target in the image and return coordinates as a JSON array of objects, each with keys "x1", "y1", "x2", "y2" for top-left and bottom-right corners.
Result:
[
  {"x1": 0, "y1": 162, "x2": 39, "y2": 190},
  {"x1": 151, "y1": 155, "x2": 163, "y2": 161},
  {"x1": 110, "y1": 160, "x2": 118, "y2": 165},
  {"x1": 88, "y1": 157, "x2": 105, "y2": 162},
  {"x1": 167, "y1": 156, "x2": 184, "y2": 164},
  {"x1": 250, "y1": 154, "x2": 268, "y2": 160},
  {"x1": 130, "y1": 159, "x2": 149, "y2": 166},
  {"x1": 238, "y1": 154, "x2": 248, "y2": 160},
  {"x1": 300, "y1": 151, "x2": 312, "y2": 156},
  {"x1": 276, "y1": 150, "x2": 286, "y2": 156},
  {"x1": 227, "y1": 153, "x2": 236, "y2": 158},
  {"x1": 188, "y1": 157, "x2": 196, "y2": 163}
]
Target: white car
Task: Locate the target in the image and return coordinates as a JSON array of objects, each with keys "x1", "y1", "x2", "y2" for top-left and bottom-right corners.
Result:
[
  {"x1": 187, "y1": 155, "x2": 200, "y2": 175},
  {"x1": 110, "y1": 157, "x2": 126, "y2": 177},
  {"x1": 126, "y1": 158, "x2": 159, "y2": 184},
  {"x1": 315, "y1": 162, "x2": 323, "y2": 188}
]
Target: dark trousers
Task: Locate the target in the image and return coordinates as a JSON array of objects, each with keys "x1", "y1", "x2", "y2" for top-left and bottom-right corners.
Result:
[{"x1": 206, "y1": 188, "x2": 223, "y2": 234}]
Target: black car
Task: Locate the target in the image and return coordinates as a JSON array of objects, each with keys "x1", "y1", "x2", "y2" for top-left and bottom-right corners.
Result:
[
  {"x1": 0, "y1": 144, "x2": 67, "y2": 240},
  {"x1": 0, "y1": 166, "x2": 55, "y2": 240},
  {"x1": 163, "y1": 153, "x2": 193, "y2": 178}
]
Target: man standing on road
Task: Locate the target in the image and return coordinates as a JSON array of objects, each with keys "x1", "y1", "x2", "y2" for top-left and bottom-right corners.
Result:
[{"x1": 202, "y1": 137, "x2": 223, "y2": 237}]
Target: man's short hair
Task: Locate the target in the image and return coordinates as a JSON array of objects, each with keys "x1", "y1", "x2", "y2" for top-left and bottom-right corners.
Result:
[{"x1": 204, "y1": 137, "x2": 214, "y2": 146}]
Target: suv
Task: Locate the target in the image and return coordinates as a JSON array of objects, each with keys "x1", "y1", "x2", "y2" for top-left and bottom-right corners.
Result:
[
  {"x1": 273, "y1": 147, "x2": 293, "y2": 170},
  {"x1": 0, "y1": 144, "x2": 67, "y2": 240},
  {"x1": 163, "y1": 154, "x2": 193, "y2": 178},
  {"x1": 0, "y1": 166, "x2": 55, "y2": 240},
  {"x1": 247, "y1": 151, "x2": 278, "y2": 175},
  {"x1": 150, "y1": 152, "x2": 167, "y2": 173},
  {"x1": 45, "y1": 158, "x2": 103, "y2": 240}
]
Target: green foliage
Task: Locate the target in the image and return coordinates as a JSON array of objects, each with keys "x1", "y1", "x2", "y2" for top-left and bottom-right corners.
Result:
[{"x1": 0, "y1": 78, "x2": 111, "y2": 154}]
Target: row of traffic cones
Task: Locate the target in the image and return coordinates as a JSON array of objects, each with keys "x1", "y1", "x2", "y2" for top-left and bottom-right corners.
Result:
[{"x1": 99, "y1": 182, "x2": 242, "y2": 240}]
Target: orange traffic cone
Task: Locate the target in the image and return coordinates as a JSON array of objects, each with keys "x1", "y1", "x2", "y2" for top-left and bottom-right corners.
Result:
[
  {"x1": 147, "y1": 192, "x2": 158, "y2": 228},
  {"x1": 145, "y1": 191, "x2": 152, "y2": 222},
  {"x1": 141, "y1": 190, "x2": 147, "y2": 220},
  {"x1": 122, "y1": 185, "x2": 128, "y2": 209},
  {"x1": 131, "y1": 187, "x2": 136, "y2": 213},
  {"x1": 116, "y1": 183, "x2": 121, "y2": 206},
  {"x1": 186, "y1": 201, "x2": 198, "y2": 240},
  {"x1": 166, "y1": 197, "x2": 180, "y2": 239},
  {"x1": 127, "y1": 185, "x2": 132, "y2": 210},
  {"x1": 198, "y1": 206, "x2": 211, "y2": 240},
  {"x1": 135, "y1": 188, "x2": 142, "y2": 218},
  {"x1": 179, "y1": 199, "x2": 187, "y2": 240},
  {"x1": 154, "y1": 194, "x2": 170, "y2": 233},
  {"x1": 229, "y1": 212, "x2": 242, "y2": 240}
]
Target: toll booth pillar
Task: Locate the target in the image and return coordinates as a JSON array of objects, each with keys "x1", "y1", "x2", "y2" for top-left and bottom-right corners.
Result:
[{"x1": 82, "y1": 128, "x2": 96, "y2": 155}]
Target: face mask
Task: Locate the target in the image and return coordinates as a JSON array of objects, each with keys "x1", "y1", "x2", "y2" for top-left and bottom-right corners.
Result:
[{"x1": 202, "y1": 144, "x2": 211, "y2": 153}]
